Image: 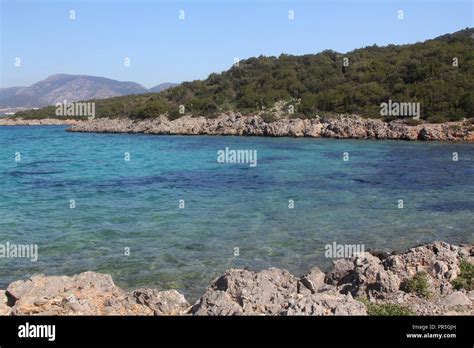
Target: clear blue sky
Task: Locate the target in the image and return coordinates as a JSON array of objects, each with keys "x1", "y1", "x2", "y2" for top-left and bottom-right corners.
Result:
[{"x1": 1, "y1": 0, "x2": 472, "y2": 88}]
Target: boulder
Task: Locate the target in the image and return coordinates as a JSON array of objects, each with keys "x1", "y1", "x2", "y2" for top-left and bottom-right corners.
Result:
[
  {"x1": 0, "y1": 290, "x2": 11, "y2": 315},
  {"x1": 283, "y1": 292, "x2": 367, "y2": 315},
  {"x1": 299, "y1": 267, "x2": 326, "y2": 294},
  {"x1": 325, "y1": 259, "x2": 355, "y2": 286},
  {"x1": 129, "y1": 289, "x2": 190, "y2": 315},
  {"x1": 5, "y1": 272, "x2": 189, "y2": 315},
  {"x1": 440, "y1": 291, "x2": 472, "y2": 308},
  {"x1": 192, "y1": 268, "x2": 299, "y2": 315}
]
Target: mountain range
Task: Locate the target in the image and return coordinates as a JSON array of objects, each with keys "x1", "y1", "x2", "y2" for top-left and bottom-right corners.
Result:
[{"x1": 0, "y1": 74, "x2": 177, "y2": 109}]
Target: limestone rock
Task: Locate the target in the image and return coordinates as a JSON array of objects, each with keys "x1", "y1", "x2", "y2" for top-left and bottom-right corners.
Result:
[
  {"x1": 1, "y1": 241, "x2": 472, "y2": 316},
  {"x1": 440, "y1": 291, "x2": 472, "y2": 308},
  {"x1": 5, "y1": 272, "x2": 189, "y2": 316},
  {"x1": 192, "y1": 268, "x2": 299, "y2": 315},
  {"x1": 283, "y1": 292, "x2": 367, "y2": 315},
  {"x1": 0, "y1": 290, "x2": 11, "y2": 315},
  {"x1": 65, "y1": 114, "x2": 473, "y2": 142},
  {"x1": 129, "y1": 288, "x2": 190, "y2": 315},
  {"x1": 325, "y1": 259, "x2": 355, "y2": 286},
  {"x1": 299, "y1": 267, "x2": 326, "y2": 294}
]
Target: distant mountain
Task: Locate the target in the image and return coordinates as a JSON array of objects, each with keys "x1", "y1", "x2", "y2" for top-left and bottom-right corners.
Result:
[
  {"x1": 0, "y1": 74, "x2": 149, "y2": 108},
  {"x1": 149, "y1": 82, "x2": 179, "y2": 93}
]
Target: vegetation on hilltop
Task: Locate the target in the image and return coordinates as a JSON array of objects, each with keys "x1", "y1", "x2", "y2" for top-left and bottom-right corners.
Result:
[{"x1": 16, "y1": 28, "x2": 474, "y2": 122}]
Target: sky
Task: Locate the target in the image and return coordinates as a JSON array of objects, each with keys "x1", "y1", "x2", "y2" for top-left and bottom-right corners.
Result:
[{"x1": 1, "y1": 0, "x2": 473, "y2": 88}]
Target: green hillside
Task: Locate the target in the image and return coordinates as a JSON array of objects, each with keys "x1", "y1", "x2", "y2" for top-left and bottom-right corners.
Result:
[{"x1": 17, "y1": 28, "x2": 474, "y2": 122}]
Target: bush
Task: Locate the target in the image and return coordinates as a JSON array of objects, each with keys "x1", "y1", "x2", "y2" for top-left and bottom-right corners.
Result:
[
  {"x1": 428, "y1": 114, "x2": 447, "y2": 124},
  {"x1": 357, "y1": 298, "x2": 414, "y2": 316},
  {"x1": 452, "y1": 260, "x2": 474, "y2": 291},
  {"x1": 260, "y1": 112, "x2": 277, "y2": 123},
  {"x1": 167, "y1": 108, "x2": 183, "y2": 121},
  {"x1": 405, "y1": 118, "x2": 423, "y2": 126},
  {"x1": 447, "y1": 109, "x2": 466, "y2": 122},
  {"x1": 299, "y1": 92, "x2": 318, "y2": 115},
  {"x1": 130, "y1": 99, "x2": 169, "y2": 119},
  {"x1": 401, "y1": 272, "x2": 431, "y2": 298}
]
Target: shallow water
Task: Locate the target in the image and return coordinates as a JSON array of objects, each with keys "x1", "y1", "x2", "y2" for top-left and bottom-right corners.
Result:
[{"x1": 0, "y1": 126, "x2": 473, "y2": 299}]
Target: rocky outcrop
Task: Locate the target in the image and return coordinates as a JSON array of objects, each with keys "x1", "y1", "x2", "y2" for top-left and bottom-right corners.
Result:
[
  {"x1": 327, "y1": 241, "x2": 474, "y2": 315},
  {"x1": 4, "y1": 271, "x2": 190, "y2": 315},
  {"x1": 191, "y1": 267, "x2": 366, "y2": 315},
  {"x1": 63, "y1": 114, "x2": 474, "y2": 141},
  {"x1": 0, "y1": 242, "x2": 472, "y2": 316}
]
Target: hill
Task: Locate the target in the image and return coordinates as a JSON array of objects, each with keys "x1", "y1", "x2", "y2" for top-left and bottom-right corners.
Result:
[{"x1": 16, "y1": 28, "x2": 474, "y2": 122}]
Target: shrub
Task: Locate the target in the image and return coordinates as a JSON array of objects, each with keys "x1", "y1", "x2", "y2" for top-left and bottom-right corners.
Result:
[
  {"x1": 167, "y1": 108, "x2": 182, "y2": 120},
  {"x1": 260, "y1": 112, "x2": 277, "y2": 123},
  {"x1": 447, "y1": 109, "x2": 466, "y2": 122},
  {"x1": 130, "y1": 99, "x2": 169, "y2": 119},
  {"x1": 452, "y1": 260, "x2": 474, "y2": 291},
  {"x1": 405, "y1": 119, "x2": 423, "y2": 126},
  {"x1": 401, "y1": 272, "x2": 432, "y2": 298},
  {"x1": 357, "y1": 298, "x2": 414, "y2": 316},
  {"x1": 299, "y1": 92, "x2": 318, "y2": 115},
  {"x1": 428, "y1": 114, "x2": 447, "y2": 124}
]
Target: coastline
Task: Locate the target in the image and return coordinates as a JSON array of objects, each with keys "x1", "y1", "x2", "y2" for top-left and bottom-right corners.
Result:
[
  {"x1": 1, "y1": 241, "x2": 472, "y2": 316},
  {"x1": 2, "y1": 114, "x2": 473, "y2": 141},
  {"x1": 0, "y1": 118, "x2": 80, "y2": 126}
]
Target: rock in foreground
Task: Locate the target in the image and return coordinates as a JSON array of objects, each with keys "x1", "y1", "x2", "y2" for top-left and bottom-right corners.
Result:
[
  {"x1": 0, "y1": 241, "x2": 472, "y2": 316},
  {"x1": 4, "y1": 272, "x2": 190, "y2": 315}
]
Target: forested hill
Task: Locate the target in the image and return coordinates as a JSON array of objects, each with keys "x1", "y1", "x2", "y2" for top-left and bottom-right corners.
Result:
[{"x1": 17, "y1": 28, "x2": 474, "y2": 122}]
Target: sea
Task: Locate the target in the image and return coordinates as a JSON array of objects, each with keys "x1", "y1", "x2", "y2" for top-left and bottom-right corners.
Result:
[{"x1": 0, "y1": 125, "x2": 473, "y2": 300}]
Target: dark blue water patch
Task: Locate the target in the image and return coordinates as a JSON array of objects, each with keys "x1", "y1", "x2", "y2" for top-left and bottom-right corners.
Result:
[
  {"x1": 82, "y1": 168, "x2": 277, "y2": 192},
  {"x1": 27, "y1": 159, "x2": 73, "y2": 165},
  {"x1": 424, "y1": 201, "x2": 474, "y2": 213},
  {"x1": 257, "y1": 155, "x2": 293, "y2": 164},
  {"x1": 256, "y1": 142, "x2": 317, "y2": 152},
  {"x1": 352, "y1": 178, "x2": 372, "y2": 184},
  {"x1": 7, "y1": 169, "x2": 65, "y2": 176},
  {"x1": 25, "y1": 178, "x2": 90, "y2": 189}
]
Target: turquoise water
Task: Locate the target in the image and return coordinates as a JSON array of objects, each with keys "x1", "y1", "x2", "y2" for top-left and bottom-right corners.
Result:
[{"x1": 0, "y1": 126, "x2": 473, "y2": 299}]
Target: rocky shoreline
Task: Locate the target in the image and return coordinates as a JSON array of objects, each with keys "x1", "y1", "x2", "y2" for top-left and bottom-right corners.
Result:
[
  {"x1": 66, "y1": 114, "x2": 474, "y2": 141},
  {"x1": 1, "y1": 241, "x2": 472, "y2": 316},
  {"x1": 0, "y1": 118, "x2": 81, "y2": 126},
  {"x1": 1, "y1": 114, "x2": 474, "y2": 141}
]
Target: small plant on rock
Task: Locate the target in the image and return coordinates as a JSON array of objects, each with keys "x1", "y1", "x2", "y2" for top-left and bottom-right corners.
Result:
[
  {"x1": 401, "y1": 271, "x2": 432, "y2": 298},
  {"x1": 452, "y1": 260, "x2": 474, "y2": 291},
  {"x1": 357, "y1": 298, "x2": 414, "y2": 316}
]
